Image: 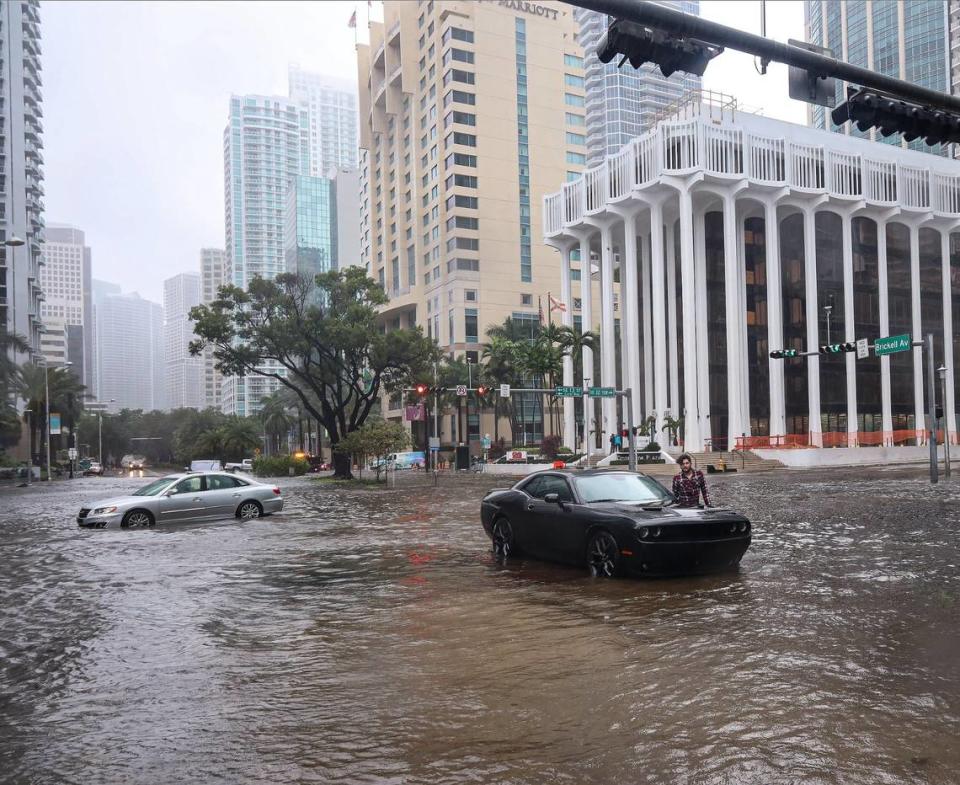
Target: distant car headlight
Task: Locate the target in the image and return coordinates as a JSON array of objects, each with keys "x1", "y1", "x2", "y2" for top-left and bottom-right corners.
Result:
[
  {"x1": 92, "y1": 506, "x2": 118, "y2": 515},
  {"x1": 639, "y1": 527, "x2": 649, "y2": 538}
]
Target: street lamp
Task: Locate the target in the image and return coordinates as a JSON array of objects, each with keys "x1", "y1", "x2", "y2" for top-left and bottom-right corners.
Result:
[
  {"x1": 21, "y1": 407, "x2": 31, "y2": 487},
  {"x1": 938, "y1": 365, "x2": 951, "y2": 479},
  {"x1": 40, "y1": 358, "x2": 72, "y2": 483},
  {"x1": 823, "y1": 302, "x2": 833, "y2": 345},
  {"x1": 98, "y1": 398, "x2": 116, "y2": 466}
]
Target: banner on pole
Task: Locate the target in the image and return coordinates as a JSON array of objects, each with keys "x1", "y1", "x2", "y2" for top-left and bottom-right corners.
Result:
[
  {"x1": 49, "y1": 413, "x2": 62, "y2": 435},
  {"x1": 404, "y1": 404, "x2": 426, "y2": 421}
]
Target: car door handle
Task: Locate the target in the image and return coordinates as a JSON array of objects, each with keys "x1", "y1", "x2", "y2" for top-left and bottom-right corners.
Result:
[
  {"x1": 232, "y1": 492, "x2": 241, "y2": 497},
  {"x1": 527, "y1": 503, "x2": 535, "y2": 510},
  {"x1": 192, "y1": 497, "x2": 202, "y2": 502}
]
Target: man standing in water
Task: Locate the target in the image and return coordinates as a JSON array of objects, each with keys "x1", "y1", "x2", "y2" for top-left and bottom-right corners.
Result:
[{"x1": 672, "y1": 452, "x2": 711, "y2": 507}]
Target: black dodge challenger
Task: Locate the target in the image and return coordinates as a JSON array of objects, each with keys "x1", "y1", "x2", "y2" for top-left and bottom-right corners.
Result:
[{"x1": 480, "y1": 469, "x2": 751, "y2": 578}]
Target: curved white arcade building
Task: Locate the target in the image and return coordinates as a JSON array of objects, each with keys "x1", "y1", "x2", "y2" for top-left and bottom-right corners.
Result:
[{"x1": 543, "y1": 95, "x2": 960, "y2": 454}]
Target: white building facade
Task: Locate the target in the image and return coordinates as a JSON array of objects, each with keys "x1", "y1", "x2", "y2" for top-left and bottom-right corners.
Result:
[
  {"x1": 543, "y1": 97, "x2": 959, "y2": 454},
  {"x1": 95, "y1": 292, "x2": 163, "y2": 412},
  {"x1": 288, "y1": 65, "x2": 359, "y2": 175},
  {"x1": 162, "y1": 272, "x2": 203, "y2": 411},
  {"x1": 200, "y1": 248, "x2": 224, "y2": 410}
]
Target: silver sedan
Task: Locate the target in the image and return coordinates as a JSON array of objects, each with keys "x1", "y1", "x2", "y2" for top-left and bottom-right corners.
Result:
[{"x1": 76, "y1": 472, "x2": 284, "y2": 529}]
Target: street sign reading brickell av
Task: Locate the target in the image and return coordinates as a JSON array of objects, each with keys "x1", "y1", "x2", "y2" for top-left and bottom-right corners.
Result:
[
  {"x1": 555, "y1": 385, "x2": 583, "y2": 397},
  {"x1": 589, "y1": 386, "x2": 617, "y2": 398},
  {"x1": 874, "y1": 334, "x2": 912, "y2": 356}
]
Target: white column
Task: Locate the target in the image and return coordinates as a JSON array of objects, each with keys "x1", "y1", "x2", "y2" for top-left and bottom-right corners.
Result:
[
  {"x1": 803, "y1": 206, "x2": 822, "y2": 446},
  {"x1": 641, "y1": 230, "x2": 654, "y2": 416},
  {"x1": 578, "y1": 233, "x2": 595, "y2": 451},
  {"x1": 599, "y1": 222, "x2": 617, "y2": 444},
  {"x1": 909, "y1": 224, "x2": 924, "y2": 440},
  {"x1": 694, "y1": 207, "x2": 711, "y2": 446},
  {"x1": 941, "y1": 229, "x2": 956, "y2": 444},
  {"x1": 621, "y1": 211, "x2": 642, "y2": 427},
  {"x1": 560, "y1": 242, "x2": 576, "y2": 449},
  {"x1": 736, "y1": 210, "x2": 750, "y2": 441},
  {"x1": 765, "y1": 200, "x2": 786, "y2": 438},
  {"x1": 649, "y1": 200, "x2": 668, "y2": 439},
  {"x1": 678, "y1": 188, "x2": 701, "y2": 451},
  {"x1": 877, "y1": 220, "x2": 893, "y2": 442},
  {"x1": 841, "y1": 211, "x2": 858, "y2": 442},
  {"x1": 666, "y1": 216, "x2": 680, "y2": 416},
  {"x1": 722, "y1": 193, "x2": 741, "y2": 449}
]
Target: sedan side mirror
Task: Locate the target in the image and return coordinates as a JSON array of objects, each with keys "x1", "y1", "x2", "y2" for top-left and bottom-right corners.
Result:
[{"x1": 544, "y1": 493, "x2": 560, "y2": 504}]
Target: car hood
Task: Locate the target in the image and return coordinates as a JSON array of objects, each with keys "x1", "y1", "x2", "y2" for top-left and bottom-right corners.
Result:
[
  {"x1": 590, "y1": 501, "x2": 749, "y2": 523},
  {"x1": 83, "y1": 495, "x2": 156, "y2": 510}
]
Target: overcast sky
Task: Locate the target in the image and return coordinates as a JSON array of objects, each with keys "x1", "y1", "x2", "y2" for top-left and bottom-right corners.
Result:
[{"x1": 42, "y1": 0, "x2": 804, "y2": 304}]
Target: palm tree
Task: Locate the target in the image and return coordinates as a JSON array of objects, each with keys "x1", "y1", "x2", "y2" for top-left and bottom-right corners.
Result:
[
  {"x1": 0, "y1": 331, "x2": 29, "y2": 448},
  {"x1": 17, "y1": 364, "x2": 85, "y2": 465},
  {"x1": 258, "y1": 391, "x2": 294, "y2": 454},
  {"x1": 481, "y1": 336, "x2": 518, "y2": 443},
  {"x1": 556, "y1": 326, "x2": 598, "y2": 448},
  {"x1": 219, "y1": 417, "x2": 262, "y2": 459}
]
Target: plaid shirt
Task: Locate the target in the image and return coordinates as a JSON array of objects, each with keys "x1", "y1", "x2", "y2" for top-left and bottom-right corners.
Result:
[{"x1": 672, "y1": 468, "x2": 710, "y2": 507}]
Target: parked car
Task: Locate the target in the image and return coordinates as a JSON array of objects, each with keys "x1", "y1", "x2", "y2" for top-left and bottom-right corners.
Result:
[
  {"x1": 307, "y1": 456, "x2": 331, "y2": 472},
  {"x1": 480, "y1": 469, "x2": 751, "y2": 578},
  {"x1": 82, "y1": 460, "x2": 104, "y2": 477},
  {"x1": 225, "y1": 459, "x2": 253, "y2": 472},
  {"x1": 76, "y1": 471, "x2": 283, "y2": 529}
]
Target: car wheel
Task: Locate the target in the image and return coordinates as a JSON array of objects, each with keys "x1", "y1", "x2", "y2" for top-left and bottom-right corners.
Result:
[
  {"x1": 587, "y1": 530, "x2": 620, "y2": 578},
  {"x1": 121, "y1": 509, "x2": 154, "y2": 529},
  {"x1": 491, "y1": 516, "x2": 517, "y2": 559},
  {"x1": 236, "y1": 500, "x2": 263, "y2": 520}
]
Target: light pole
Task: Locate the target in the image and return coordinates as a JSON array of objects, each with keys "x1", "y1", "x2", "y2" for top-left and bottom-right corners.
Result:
[
  {"x1": 97, "y1": 399, "x2": 115, "y2": 465},
  {"x1": 41, "y1": 359, "x2": 72, "y2": 483},
  {"x1": 939, "y1": 365, "x2": 951, "y2": 479},
  {"x1": 4, "y1": 235, "x2": 24, "y2": 366},
  {"x1": 823, "y1": 302, "x2": 833, "y2": 345},
  {"x1": 22, "y1": 408, "x2": 31, "y2": 486}
]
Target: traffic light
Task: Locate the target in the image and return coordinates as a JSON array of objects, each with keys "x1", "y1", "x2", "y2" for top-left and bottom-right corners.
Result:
[
  {"x1": 414, "y1": 383, "x2": 430, "y2": 397},
  {"x1": 819, "y1": 342, "x2": 856, "y2": 355},
  {"x1": 596, "y1": 18, "x2": 722, "y2": 78},
  {"x1": 476, "y1": 385, "x2": 489, "y2": 398},
  {"x1": 769, "y1": 349, "x2": 800, "y2": 359},
  {"x1": 831, "y1": 87, "x2": 960, "y2": 146}
]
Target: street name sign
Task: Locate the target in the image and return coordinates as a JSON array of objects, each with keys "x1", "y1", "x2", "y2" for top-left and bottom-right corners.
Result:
[
  {"x1": 554, "y1": 385, "x2": 583, "y2": 397},
  {"x1": 499, "y1": 383, "x2": 511, "y2": 398},
  {"x1": 588, "y1": 386, "x2": 617, "y2": 398},
  {"x1": 856, "y1": 338, "x2": 869, "y2": 359},
  {"x1": 874, "y1": 334, "x2": 912, "y2": 356},
  {"x1": 68, "y1": 447, "x2": 78, "y2": 460},
  {"x1": 455, "y1": 384, "x2": 468, "y2": 397}
]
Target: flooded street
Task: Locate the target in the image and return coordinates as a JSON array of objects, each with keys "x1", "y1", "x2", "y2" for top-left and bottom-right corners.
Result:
[{"x1": 2, "y1": 467, "x2": 960, "y2": 784}]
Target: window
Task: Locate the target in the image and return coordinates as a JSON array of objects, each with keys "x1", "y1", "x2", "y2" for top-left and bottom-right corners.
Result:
[
  {"x1": 446, "y1": 110, "x2": 476, "y2": 126},
  {"x1": 444, "y1": 69, "x2": 475, "y2": 85},
  {"x1": 565, "y1": 93, "x2": 585, "y2": 107},
  {"x1": 521, "y1": 293, "x2": 533, "y2": 305},
  {"x1": 565, "y1": 112, "x2": 585, "y2": 126},
  {"x1": 566, "y1": 132, "x2": 586, "y2": 145},
  {"x1": 566, "y1": 151, "x2": 586, "y2": 165},
  {"x1": 445, "y1": 152, "x2": 477, "y2": 168},
  {"x1": 445, "y1": 173, "x2": 477, "y2": 189},
  {"x1": 447, "y1": 236, "x2": 479, "y2": 251},
  {"x1": 172, "y1": 476, "x2": 203, "y2": 495},
  {"x1": 446, "y1": 194, "x2": 478, "y2": 209},
  {"x1": 564, "y1": 73, "x2": 584, "y2": 88},
  {"x1": 464, "y1": 308, "x2": 478, "y2": 343},
  {"x1": 444, "y1": 48, "x2": 474, "y2": 64},
  {"x1": 448, "y1": 90, "x2": 475, "y2": 106},
  {"x1": 564, "y1": 53, "x2": 584, "y2": 68},
  {"x1": 447, "y1": 215, "x2": 479, "y2": 230},
  {"x1": 444, "y1": 26, "x2": 474, "y2": 43},
  {"x1": 452, "y1": 131, "x2": 476, "y2": 146},
  {"x1": 465, "y1": 289, "x2": 477, "y2": 301},
  {"x1": 447, "y1": 258, "x2": 480, "y2": 272}
]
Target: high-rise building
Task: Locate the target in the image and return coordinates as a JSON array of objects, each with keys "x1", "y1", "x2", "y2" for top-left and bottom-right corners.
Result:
[
  {"x1": 39, "y1": 223, "x2": 93, "y2": 389},
  {"x1": 222, "y1": 94, "x2": 306, "y2": 416},
  {"x1": 200, "y1": 248, "x2": 225, "y2": 410},
  {"x1": 1, "y1": 0, "x2": 45, "y2": 357},
  {"x1": 285, "y1": 175, "x2": 337, "y2": 284},
  {"x1": 332, "y1": 166, "x2": 362, "y2": 269},
  {"x1": 805, "y1": 0, "x2": 950, "y2": 155},
  {"x1": 95, "y1": 291, "x2": 163, "y2": 412},
  {"x1": 162, "y1": 272, "x2": 203, "y2": 411},
  {"x1": 288, "y1": 65, "x2": 359, "y2": 174},
  {"x1": 90, "y1": 279, "x2": 121, "y2": 401},
  {"x1": 574, "y1": 3, "x2": 701, "y2": 168},
  {"x1": 358, "y1": 1, "x2": 584, "y2": 441}
]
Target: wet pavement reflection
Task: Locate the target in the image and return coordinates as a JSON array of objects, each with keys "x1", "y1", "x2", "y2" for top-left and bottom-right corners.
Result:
[{"x1": 1, "y1": 467, "x2": 959, "y2": 784}]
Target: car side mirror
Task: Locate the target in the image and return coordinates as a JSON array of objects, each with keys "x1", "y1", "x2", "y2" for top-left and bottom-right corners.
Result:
[
  {"x1": 163, "y1": 489, "x2": 176, "y2": 497},
  {"x1": 544, "y1": 493, "x2": 560, "y2": 504}
]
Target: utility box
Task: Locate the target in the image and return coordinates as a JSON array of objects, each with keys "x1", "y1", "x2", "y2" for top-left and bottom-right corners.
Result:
[{"x1": 455, "y1": 446, "x2": 470, "y2": 471}]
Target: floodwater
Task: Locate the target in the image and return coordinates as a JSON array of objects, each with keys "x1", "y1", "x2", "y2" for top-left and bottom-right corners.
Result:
[{"x1": 1, "y1": 467, "x2": 960, "y2": 784}]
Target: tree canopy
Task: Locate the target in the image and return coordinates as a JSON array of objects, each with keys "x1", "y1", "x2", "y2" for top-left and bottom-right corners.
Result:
[{"x1": 189, "y1": 268, "x2": 437, "y2": 477}]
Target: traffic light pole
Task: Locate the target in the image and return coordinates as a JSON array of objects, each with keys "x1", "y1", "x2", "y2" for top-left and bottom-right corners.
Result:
[
  {"x1": 924, "y1": 333, "x2": 938, "y2": 485},
  {"x1": 563, "y1": 0, "x2": 960, "y2": 116}
]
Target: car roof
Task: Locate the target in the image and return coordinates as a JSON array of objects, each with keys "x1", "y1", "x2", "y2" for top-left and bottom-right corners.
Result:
[
  {"x1": 159, "y1": 471, "x2": 251, "y2": 480},
  {"x1": 519, "y1": 468, "x2": 652, "y2": 480}
]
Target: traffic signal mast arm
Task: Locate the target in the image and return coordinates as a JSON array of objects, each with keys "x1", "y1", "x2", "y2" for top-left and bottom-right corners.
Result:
[{"x1": 562, "y1": 0, "x2": 960, "y2": 117}]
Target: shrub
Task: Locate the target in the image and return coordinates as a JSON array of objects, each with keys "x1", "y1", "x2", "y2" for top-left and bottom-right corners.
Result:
[
  {"x1": 540, "y1": 434, "x2": 562, "y2": 460},
  {"x1": 487, "y1": 437, "x2": 507, "y2": 461},
  {"x1": 642, "y1": 441, "x2": 661, "y2": 453},
  {"x1": 556, "y1": 445, "x2": 573, "y2": 455},
  {"x1": 253, "y1": 454, "x2": 309, "y2": 477}
]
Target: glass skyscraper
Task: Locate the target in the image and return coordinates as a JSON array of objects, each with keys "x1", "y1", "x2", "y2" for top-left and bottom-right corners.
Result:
[
  {"x1": 285, "y1": 175, "x2": 337, "y2": 289},
  {"x1": 806, "y1": 0, "x2": 950, "y2": 156},
  {"x1": 574, "y1": 2, "x2": 701, "y2": 169}
]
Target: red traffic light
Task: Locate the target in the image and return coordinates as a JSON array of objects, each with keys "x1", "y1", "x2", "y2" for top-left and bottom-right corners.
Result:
[
  {"x1": 415, "y1": 383, "x2": 429, "y2": 397},
  {"x1": 476, "y1": 385, "x2": 488, "y2": 396}
]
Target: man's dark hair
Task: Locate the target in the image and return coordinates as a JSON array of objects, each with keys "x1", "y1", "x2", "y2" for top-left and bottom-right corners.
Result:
[{"x1": 677, "y1": 452, "x2": 693, "y2": 465}]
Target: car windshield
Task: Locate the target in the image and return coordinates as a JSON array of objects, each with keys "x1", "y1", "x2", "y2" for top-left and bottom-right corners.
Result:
[
  {"x1": 131, "y1": 477, "x2": 178, "y2": 497},
  {"x1": 574, "y1": 473, "x2": 672, "y2": 504}
]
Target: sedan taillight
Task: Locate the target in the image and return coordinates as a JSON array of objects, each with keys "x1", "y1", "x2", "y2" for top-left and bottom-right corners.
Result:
[{"x1": 272, "y1": 487, "x2": 281, "y2": 495}]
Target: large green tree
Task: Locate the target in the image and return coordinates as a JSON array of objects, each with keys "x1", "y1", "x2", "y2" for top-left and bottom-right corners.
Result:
[
  {"x1": 189, "y1": 268, "x2": 437, "y2": 479},
  {"x1": 0, "y1": 330, "x2": 29, "y2": 449},
  {"x1": 17, "y1": 364, "x2": 85, "y2": 464}
]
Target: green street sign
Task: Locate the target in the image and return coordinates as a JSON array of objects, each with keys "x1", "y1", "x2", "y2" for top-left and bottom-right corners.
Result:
[
  {"x1": 555, "y1": 385, "x2": 583, "y2": 397},
  {"x1": 874, "y1": 334, "x2": 912, "y2": 356},
  {"x1": 588, "y1": 386, "x2": 617, "y2": 398}
]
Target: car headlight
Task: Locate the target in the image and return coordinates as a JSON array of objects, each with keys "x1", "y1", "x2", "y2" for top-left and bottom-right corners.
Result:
[
  {"x1": 729, "y1": 523, "x2": 737, "y2": 534},
  {"x1": 92, "y1": 506, "x2": 118, "y2": 515},
  {"x1": 639, "y1": 527, "x2": 649, "y2": 538},
  {"x1": 652, "y1": 526, "x2": 662, "y2": 538},
  {"x1": 740, "y1": 522, "x2": 749, "y2": 533}
]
